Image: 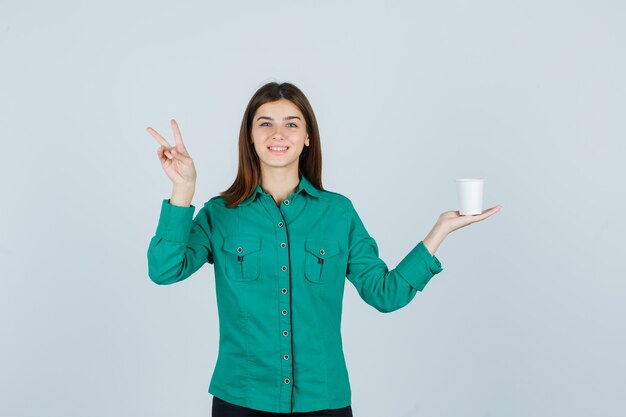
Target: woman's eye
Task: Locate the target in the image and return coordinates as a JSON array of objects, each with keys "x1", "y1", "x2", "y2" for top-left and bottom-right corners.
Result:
[{"x1": 259, "y1": 122, "x2": 298, "y2": 127}]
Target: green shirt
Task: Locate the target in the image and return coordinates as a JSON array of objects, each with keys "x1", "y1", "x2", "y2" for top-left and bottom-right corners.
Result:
[{"x1": 147, "y1": 174, "x2": 443, "y2": 413}]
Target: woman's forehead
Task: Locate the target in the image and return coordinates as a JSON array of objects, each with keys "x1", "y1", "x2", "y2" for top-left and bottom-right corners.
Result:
[{"x1": 255, "y1": 99, "x2": 303, "y2": 117}]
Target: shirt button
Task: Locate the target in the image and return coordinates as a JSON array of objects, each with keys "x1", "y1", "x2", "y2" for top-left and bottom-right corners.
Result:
[
  {"x1": 319, "y1": 249, "x2": 325, "y2": 255},
  {"x1": 280, "y1": 242, "x2": 286, "y2": 248},
  {"x1": 284, "y1": 199, "x2": 290, "y2": 205},
  {"x1": 282, "y1": 309, "x2": 288, "y2": 315},
  {"x1": 237, "y1": 247, "x2": 243, "y2": 253},
  {"x1": 283, "y1": 330, "x2": 288, "y2": 336},
  {"x1": 283, "y1": 354, "x2": 289, "y2": 360},
  {"x1": 278, "y1": 221, "x2": 284, "y2": 227},
  {"x1": 284, "y1": 378, "x2": 290, "y2": 384},
  {"x1": 281, "y1": 265, "x2": 287, "y2": 271},
  {"x1": 281, "y1": 288, "x2": 287, "y2": 294}
]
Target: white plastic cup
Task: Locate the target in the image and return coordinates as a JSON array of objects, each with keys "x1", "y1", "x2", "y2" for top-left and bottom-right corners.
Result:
[{"x1": 456, "y1": 178, "x2": 484, "y2": 215}]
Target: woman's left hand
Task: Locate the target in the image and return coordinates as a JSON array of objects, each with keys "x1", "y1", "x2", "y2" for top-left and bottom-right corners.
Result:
[{"x1": 437, "y1": 205, "x2": 502, "y2": 235}]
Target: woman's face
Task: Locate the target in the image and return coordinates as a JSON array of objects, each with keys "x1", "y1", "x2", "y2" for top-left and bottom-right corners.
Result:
[{"x1": 250, "y1": 98, "x2": 310, "y2": 173}]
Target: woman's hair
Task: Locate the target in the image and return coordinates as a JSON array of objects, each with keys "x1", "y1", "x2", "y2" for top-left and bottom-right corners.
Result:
[{"x1": 219, "y1": 81, "x2": 324, "y2": 208}]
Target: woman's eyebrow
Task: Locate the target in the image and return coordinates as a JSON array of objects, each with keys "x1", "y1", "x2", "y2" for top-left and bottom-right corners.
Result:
[{"x1": 256, "y1": 116, "x2": 302, "y2": 121}]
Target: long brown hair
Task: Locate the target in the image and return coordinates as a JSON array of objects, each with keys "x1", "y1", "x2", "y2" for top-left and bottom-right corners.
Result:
[{"x1": 219, "y1": 82, "x2": 324, "y2": 208}]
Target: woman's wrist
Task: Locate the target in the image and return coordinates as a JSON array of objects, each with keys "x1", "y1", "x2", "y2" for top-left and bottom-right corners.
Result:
[
  {"x1": 170, "y1": 183, "x2": 196, "y2": 207},
  {"x1": 422, "y1": 225, "x2": 448, "y2": 256}
]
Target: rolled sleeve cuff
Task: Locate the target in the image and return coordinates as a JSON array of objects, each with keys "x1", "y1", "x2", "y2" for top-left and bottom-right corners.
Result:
[
  {"x1": 395, "y1": 240, "x2": 443, "y2": 291},
  {"x1": 155, "y1": 198, "x2": 196, "y2": 243}
]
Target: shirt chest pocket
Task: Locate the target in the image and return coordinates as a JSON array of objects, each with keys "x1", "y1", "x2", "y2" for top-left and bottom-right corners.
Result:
[
  {"x1": 304, "y1": 239, "x2": 341, "y2": 284},
  {"x1": 221, "y1": 236, "x2": 261, "y2": 281}
]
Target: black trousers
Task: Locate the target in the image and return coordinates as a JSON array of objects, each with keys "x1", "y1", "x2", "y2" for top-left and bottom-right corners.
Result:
[{"x1": 212, "y1": 396, "x2": 354, "y2": 417}]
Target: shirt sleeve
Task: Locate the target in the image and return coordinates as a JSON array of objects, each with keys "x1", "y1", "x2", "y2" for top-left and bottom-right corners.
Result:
[
  {"x1": 146, "y1": 198, "x2": 214, "y2": 285},
  {"x1": 345, "y1": 200, "x2": 443, "y2": 313}
]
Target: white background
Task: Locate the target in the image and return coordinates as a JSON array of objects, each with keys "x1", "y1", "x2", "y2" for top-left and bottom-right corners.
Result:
[{"x1": 1, "y1": 1, "x2": 625, "y2": 416}]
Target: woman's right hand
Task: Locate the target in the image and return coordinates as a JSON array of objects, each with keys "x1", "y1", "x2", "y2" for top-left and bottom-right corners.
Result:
[{"x1": 147, "y1": 119, "x2": 197, "y2": 186}]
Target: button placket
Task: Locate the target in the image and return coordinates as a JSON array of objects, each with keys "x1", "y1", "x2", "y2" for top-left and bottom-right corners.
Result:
[
  {"x1": 269, "y1": 200, "x2": 292, "y2": 399},
  {"x1": 280, "y1": 243, "x2": 288, "y2": 293}
]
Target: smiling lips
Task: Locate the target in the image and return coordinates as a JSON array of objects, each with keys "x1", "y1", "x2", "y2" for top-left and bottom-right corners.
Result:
[{"x1": 268, "y1": 146, "x2": 289, "y2": 154}]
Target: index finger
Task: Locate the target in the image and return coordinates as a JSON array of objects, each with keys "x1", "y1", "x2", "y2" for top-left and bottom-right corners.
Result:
[{"x1": 146, "y1": 127, "x2": 172, "y2": 148}]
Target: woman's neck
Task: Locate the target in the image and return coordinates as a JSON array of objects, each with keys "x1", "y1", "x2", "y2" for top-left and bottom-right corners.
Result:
[{"x1": 259, "y1": 169, "x2": 300, "y2": 206}]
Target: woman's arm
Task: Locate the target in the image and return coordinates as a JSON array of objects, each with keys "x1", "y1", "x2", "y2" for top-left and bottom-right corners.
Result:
[
  {"x1": 344, "y1": 201, "x2": 502, "y2": 313},
  {"x1": 147, "y1": 198, "x2": 214, "y2": 285},
  {"x1": 170, "y1": 183, "x2": 195, "y2": 207},
  {"x1": 146, "y1": 119, "x2": 210, "y2": 285},
  {"x1": 345, "y1": 200, "x2": 443, "y2": 313},
  {"x1": 422, "y1": 226, "x2": 448, "y2": 256}
]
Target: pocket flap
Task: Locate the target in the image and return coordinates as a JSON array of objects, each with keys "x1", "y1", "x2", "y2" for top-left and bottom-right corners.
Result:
[
  {"x1": 222, "y1": 236, "x2": 261, "y2": 256},
  {"x1": 304, "y1": 239, "x2": 340, "y2": 258}
]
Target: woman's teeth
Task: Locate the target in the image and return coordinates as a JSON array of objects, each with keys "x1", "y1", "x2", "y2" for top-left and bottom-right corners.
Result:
[{"x1": 269, "y1": 147, "x2": 288, "y2": 151}]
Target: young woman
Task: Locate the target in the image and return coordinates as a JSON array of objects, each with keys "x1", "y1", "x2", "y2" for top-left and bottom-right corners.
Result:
[{"x1": 146, "y1": 82, "x2": 501, "y2": 417}]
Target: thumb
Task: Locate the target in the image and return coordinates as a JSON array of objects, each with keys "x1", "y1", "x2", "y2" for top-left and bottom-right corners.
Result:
[{"x1": 169, "y1": 148, "x2": 192, "y2": 163}]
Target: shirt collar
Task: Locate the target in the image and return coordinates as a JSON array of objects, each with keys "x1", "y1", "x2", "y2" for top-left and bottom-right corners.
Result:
[{"x1": 239, "y1": 173, "x2": 320, "y2": 207}]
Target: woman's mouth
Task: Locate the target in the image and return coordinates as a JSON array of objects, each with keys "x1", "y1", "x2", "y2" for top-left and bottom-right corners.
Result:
[{"x1": 268, "y1": 146, "x2": 289, "y2": 155}]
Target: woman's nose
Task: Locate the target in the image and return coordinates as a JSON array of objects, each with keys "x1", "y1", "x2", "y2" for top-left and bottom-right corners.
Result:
[{"x1": 271, "y1": 127, "x2": 286, "y2": 139}]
